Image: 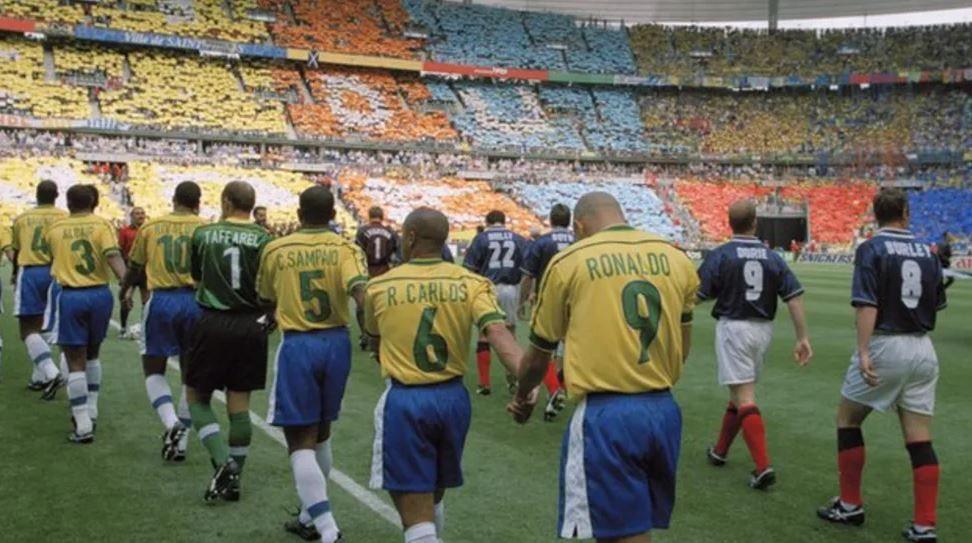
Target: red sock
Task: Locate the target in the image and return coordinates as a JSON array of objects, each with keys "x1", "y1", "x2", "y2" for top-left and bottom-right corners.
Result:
[
  {"x1": 476, "y1": 344, "x2": 491, "y2": 387},
  {"x1": 542, "y1": 362, "x2": 561, "y2": 395},
  {"x1": 907, "y1": 441, "x2": 939, "y2": 526},
  {"x1": 738, "y1": 404, "x2": 770, "y2": 472},
  {"x1": 714, "y1": 402, "x2": 740, "y2": 456},
  {"x1": 837, "y1": 427, "x2": 865, "y2": 506}
]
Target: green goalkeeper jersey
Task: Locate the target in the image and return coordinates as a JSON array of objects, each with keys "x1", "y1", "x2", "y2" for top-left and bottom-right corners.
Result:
[{"x1": 191, "y1": 218, "x2": 272, "y2": 311}]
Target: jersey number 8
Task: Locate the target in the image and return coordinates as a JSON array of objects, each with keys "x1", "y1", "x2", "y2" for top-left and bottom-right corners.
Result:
[
  {"x1": 901, "y1": 259, "x2": 922, "y2": 309},
  {"x1": 622, "y1": 280, "x2": 662, "y2": 365}
]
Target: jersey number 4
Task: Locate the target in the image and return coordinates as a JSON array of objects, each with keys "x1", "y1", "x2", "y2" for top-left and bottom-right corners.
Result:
[
  {"x1": 487, "y1": 240, "x2": 516, "y2": 269},
  {"x1": 622, "y1": 280, "x2": 662, "y2": 365}
]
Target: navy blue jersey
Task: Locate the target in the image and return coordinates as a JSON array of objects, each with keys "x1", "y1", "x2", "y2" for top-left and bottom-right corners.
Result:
[
  {"x1": 698, "y1": 236, "x2": 804, "y2": 320},
  {"x1": 521, "y1": 227, "x2": 574, "y2": 290},
  {"x1": 463, "y1": 226, "x2": 527, "y2": 285},
  {"x1": 852, "y1": 228, "x2": 946, "y2": 334}
]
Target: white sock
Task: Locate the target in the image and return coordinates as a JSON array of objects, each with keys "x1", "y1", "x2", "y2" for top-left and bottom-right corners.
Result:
[
  {"x1": 145, "y1": 374, "x2": 178, "y2": 429},
  {"x1": 434, "y1": 501, "x2": 445, "y2": 538},
  {"x1": 67, "y1": 371, "x2": 92, "y2": 434},
  {"x1": 86, "y1": 359, "x2": 101, "y2": 420},
  {"x1": 26, "y1": 333, "x2": 59, "y2": 380},
  {"x1": 176, "y1": 386, "x2": 191, "y2": 450},
  {"x1": 404, "y1": 522, "x2": 437, "y2": 543},
  {"x1": 316, "y1": 438, "x2": 333, "y2": 477},
  {"x1": 31, "y1": 365, "x2": 45, "y2": 384},
  {"x1": 290, "y1": 449, "x2": 339, "y2": 543}
]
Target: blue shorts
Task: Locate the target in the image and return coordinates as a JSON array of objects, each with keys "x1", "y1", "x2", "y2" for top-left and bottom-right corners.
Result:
[
  {"x1": 14, "y1": 265, "x2": 53, "y2": 317},
  {"x1": 54, "y1": 285, "x2": 113, "y2": 348},
  {"x1": 42, "y1": 280, "x2": 62, "y2": 334},
  {"x1": 369, "y1": 377, "x2": 471, "y2": 493},
  {"x1": 267, "y1": 327, "x2": 352, "y2": 427},
  {"x1": 141, "y1": 288, "x2": 202, "y2": 358},
  {"x1": 558, "y1": 391, "x2": 681, "y2": 540}
]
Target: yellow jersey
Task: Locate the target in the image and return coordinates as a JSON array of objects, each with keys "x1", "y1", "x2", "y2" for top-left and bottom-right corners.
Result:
[
  {"x1": 364, "y1": 258, "x2": 506, "y2": 385},
  {"x1": 530, "y1": 225, "x2": 699, "y2": 397},
  {"x1": 11, "y1": 205, "x2": 67, "y2": 266},
  {"x1": 129, "y1": 212, "x2": 206, "y2": 290},
  {"x1": 46, "y1": 213, "x2": 120, "y2": 288},
  {"x1": 0, "y1": 225, "x2": 11, "y2": 254},
  {"x1": 257, "y1": 228, "x2": 368, "y2": 332}
]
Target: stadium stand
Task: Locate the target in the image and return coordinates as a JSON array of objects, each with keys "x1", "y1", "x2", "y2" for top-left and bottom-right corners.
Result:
[
  {"x1": 506, "y1": 180, "x2": 683, "y2": 240},
  {"x1": 287, "y1": 67, "x2": 457, "y2": 141},
  {"x1": 909, "y1": 188, "x2": 972, "y2": 243},
  {"x1": 0, "y1": 37, "x2": 89, "y2": 119},
  {"x1": 0, "y1": 157, "x2": 123, "y2": 222},
  {"x1": 261, "y1": 0, "x2": 421, "y2": 58},
  {"x1": 1, "y1": 0, "x2": 269, "y2": 42},
  {"x1": 675, "y1": 179, "x2": 875, "y2": 244},
  {"x1": 403, "y1": 0, "x2": 635, "y2": 74},
  {"x1": 98, "y1": 50, "x2": 286, "y2": 134},
  {"x1": 629, "y1": 23, "x2": 972, "y2": 78},
  {"x1": 340, "y1": 171, "x2": 540, "y2": 234}
]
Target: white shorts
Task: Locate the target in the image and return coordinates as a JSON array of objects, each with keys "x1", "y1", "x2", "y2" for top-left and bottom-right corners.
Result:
[
  {"x1": 715, "y1": 318, "x2": 774, "y2": 385},
  {"x1": 496, "y1": 284, "x2": 518, "y2": 327},
  {"x1": 841, "y1": 334, "x2": 938, "y2": 416}
]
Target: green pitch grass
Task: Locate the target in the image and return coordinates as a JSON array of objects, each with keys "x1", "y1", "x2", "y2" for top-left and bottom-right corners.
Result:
[{"x1": 0, "y1": 263, "x2": 968, "y2": 542}]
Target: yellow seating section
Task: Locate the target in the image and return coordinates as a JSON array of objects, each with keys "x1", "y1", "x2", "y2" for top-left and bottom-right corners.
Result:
[
  {"x1": 0, "y1": 37, "x2": 89, "y2": 119},
  {"x1": 0, "y1": 157, "x2": 123, "y2": 223}
]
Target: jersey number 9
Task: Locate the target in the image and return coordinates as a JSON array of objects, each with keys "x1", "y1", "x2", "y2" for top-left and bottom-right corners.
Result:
[
  {"x1": 743, "y1": 260, "x2": 763, "y2": 301},
  {"x1": 622, "y1": 280, "x2": 662, "y2": 365}
]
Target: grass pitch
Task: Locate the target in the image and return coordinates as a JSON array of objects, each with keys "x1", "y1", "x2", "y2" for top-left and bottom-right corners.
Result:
[{"x1": 0, "y1": 263, "x2": 969, "y2": 542}]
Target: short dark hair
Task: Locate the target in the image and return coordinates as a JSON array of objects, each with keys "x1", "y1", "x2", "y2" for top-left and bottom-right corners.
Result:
[
  {"x1": 550, "y1": 203, "x2": 571, "y2": 228},
  {"x1": 873, "y1": 188, "x2": 909, "y2": 226},
  {"x1": 85, "y1": 184, "x2": 99, "y2": 209},
  {"x1": 485, "y1": 210, "x2": 505, "y2": 225},
  {"x1": 368, "y1": 206, "x2": 384, "y2": 220},
  {"x1": 299, "y1": 186, "x2": 335, "y2": 225},
  {"x1": 66, "y1": 184, "x2": 95, "y2": 213},
  {"x1": 253, "y1": 205, "x2": 267, "y2": 216},
  {"x1": 174, "y1": 181, "x2": 201, "y2": 209},
  {"x1": 36, "y1": 180, "x2": 58, "y2": 205},
  {"x1": 222, "y1": 181, "x2": 256, "y2": 213}
]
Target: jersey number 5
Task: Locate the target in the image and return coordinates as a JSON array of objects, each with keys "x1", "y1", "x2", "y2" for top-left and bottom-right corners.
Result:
[
  {"x1": 413, "y1": 307, "x2": 448, "y2": 372},
  {"x1": 622, "y1": 280, "x2": 662, "y2": 365},
  {"x1": 299, "y1": 270, "x2": 331, "y2": 322}
]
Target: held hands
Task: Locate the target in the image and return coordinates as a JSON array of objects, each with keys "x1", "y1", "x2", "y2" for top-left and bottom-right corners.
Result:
[
  {"x1": 858, "y1": 351, "x2": 880, "y2": 387},
  {"x1": 506, "y1": 386, "x2": 540, "y2": 424},
  {"x1": 793, "y1": 337, "x2": 813, "y2": 366}
]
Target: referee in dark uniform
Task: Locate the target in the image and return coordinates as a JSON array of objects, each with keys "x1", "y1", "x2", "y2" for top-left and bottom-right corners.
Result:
[{"x1": 184, "y1": 181, "x2": 273, "y2": 502}]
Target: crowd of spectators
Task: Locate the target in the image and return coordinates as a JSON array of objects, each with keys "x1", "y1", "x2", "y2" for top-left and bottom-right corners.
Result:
[
  {"x1": 0, "y1": 156, "x2": 124, "y2": 223},
  {"x1": 629, "y1": 23, "x2": 972, "y2": 79}
]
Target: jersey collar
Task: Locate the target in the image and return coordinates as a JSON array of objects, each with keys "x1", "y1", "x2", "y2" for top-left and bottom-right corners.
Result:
[
  {"x1": 603, "y1": 224, "x2": 634, "y2": 232},
  {"x1": 409, "y1": 258, "x2": 443, "y2": 265},
  {"x1": 877, "y1": 227, "x2": 914, "y2": 239},
  {"x1": 225, "y1": 217, "x2": 251, "y2": 225},
  {"x1": 300, "y1": 227, "x2": 332, "y2": 233},
  {"x1": 731, "y1": 235, "x2": 763, "y2": 244}
]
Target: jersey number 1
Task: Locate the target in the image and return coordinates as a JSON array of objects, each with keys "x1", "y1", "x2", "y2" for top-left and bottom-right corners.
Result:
[
  {"x1": 223, "y1": 247, "x2": 241, "y2": 289},
  {"x1": 622, "y1": 280, "x2": 662, "y2": 365}
]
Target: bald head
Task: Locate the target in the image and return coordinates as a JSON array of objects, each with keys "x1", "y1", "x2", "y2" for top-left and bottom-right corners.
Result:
[
  {"x1": 573, "y1": 191, "x2": 625, "y2": 240},
  {"x1": 403, "y1": 207, "x2": 449, "y2": 261},
  {"x1": 222, "y1": 181, "x2": 256, "y2": 217},
  {"x1": 728, "y1": 199, "x2": 757, "y2": 235}
]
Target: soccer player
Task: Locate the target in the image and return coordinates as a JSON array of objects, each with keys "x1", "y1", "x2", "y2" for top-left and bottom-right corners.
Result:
[
  {"x1": 0, "y1": 222, "x2": 11, "y2": 376},
  {"x1": 518, "y1": 203, "x2": 574, "y2": 421},
  {"x1": 253, "y1": 205, "x2": 270, "y2": 232},
  {"x1": 124, "y1": 182, "x2": 204, "y2": 462},
  {"x1": 817, "y1": 188, "x2": 946, "y2": 543},
  {"x1": 257, "y1": 186, "x2": 368, "y2": 543},
  {"x1": 118, "y1": 206, "x2": 148, "y2": 339},
  {"x1": 463, "y1": 210, "x2": 526, "y2": 395},
  {"x1": 5, "y1": 180, "x2": 66, "y2": 393},
  {"x1": 508, "y1": 192, "x2": 699, "y2": 542},
  {"x1": 364, "y1": 207, "x2": 523, "y2": 543},
  {"x1": 46, "y1": 184, "x2": 127, "y2": 443},
  {"x1": 184, "y1": 181, "x2": 273, "y2": 502},
  {"x1": 356, "y1": 206, "x2": 399, "y2": 278},
  {"x1": 696, "y1": 199, "x2": 812, "y2": 489}
]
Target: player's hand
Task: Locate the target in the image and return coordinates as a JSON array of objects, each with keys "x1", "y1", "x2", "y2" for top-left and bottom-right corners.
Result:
[
  {"x1": 506, "y1": 386, "x2": 539, "y2": 424},
  {"x1": 793, "y1": 338, "x2": 812, "y2": 366},
  {"x1": 858, "y1": 351, "x2": 879, "y2": 387},
  {"x1": 257, "y1": 313, "x2": 277, "y2": 335}
]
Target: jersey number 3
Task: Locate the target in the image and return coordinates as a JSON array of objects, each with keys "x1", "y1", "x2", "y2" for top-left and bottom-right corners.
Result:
[{"x1": 622, "y1": 280, "x2": 662, "y2": 365}]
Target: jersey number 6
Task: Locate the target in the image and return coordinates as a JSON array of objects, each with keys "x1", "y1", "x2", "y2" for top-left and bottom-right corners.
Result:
[
  {"x1": 413, "y1": 307, "x2": 448, "y2": 372},
  {"x1": 622, "y1": 280, "x2": 662, "y2": 365}
]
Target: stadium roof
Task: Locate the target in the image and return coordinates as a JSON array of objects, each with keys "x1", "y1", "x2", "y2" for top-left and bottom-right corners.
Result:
[{"x1": 474, "y1": 0, "x2": 972, "y2": 24}]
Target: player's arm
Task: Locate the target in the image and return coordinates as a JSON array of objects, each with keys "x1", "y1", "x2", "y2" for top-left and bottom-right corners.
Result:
[
  {"x1": 850, "y1": 244, "x2": 879, "y2": 386},
  {"x1": 462, "y1": 236, "x2": 483, "y2": 272},
  {"x1": 779, "y1": 262, "x2": 812, "y2": 365},
  {"x1": 695, "y1": 250, "x2": 720, "y2": 303},
  {"x1": 510, "y1": 266, "x2": 565, "y2": 423},
  {"x1": 361, "y1": 285, "x2": 381, "y2": 360},
  {"x1": 681, "y1": 254, "x2": 701, "y2": 363},
  {"x1": 106, "y1": 252, "x2": 127, "y2": 282}
]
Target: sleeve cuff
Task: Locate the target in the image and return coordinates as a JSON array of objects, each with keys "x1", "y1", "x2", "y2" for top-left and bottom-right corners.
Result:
[
  {"x1": 346, "y1": 275, "x2": 368, "y2": 291},
  {"x1": 851, "y1": 297, "x2": 878, "y2": 308},
  {"x1": 519, "y1": 268, "x2": 534, "y2": 277},
  {"x1": 103, "y1": 248, "x2": 121, "y2": 256},
  {"x1": 680, "y1": 312, "x2": 694, "y2": 324},
  {"x1": 781, "y1": 288, "x2": 805, "y2": 302},
  {"x1": 477, "y1": 312, "x2": 506, "y2": 330},
  {"x1": 529, "y1": 331, "x2": 558, "y2": 352}
]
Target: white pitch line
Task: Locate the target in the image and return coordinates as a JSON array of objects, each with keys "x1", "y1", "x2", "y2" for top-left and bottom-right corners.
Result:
[{"x1": 109, "y1": 320, "x2": 401, "y2": 527}]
